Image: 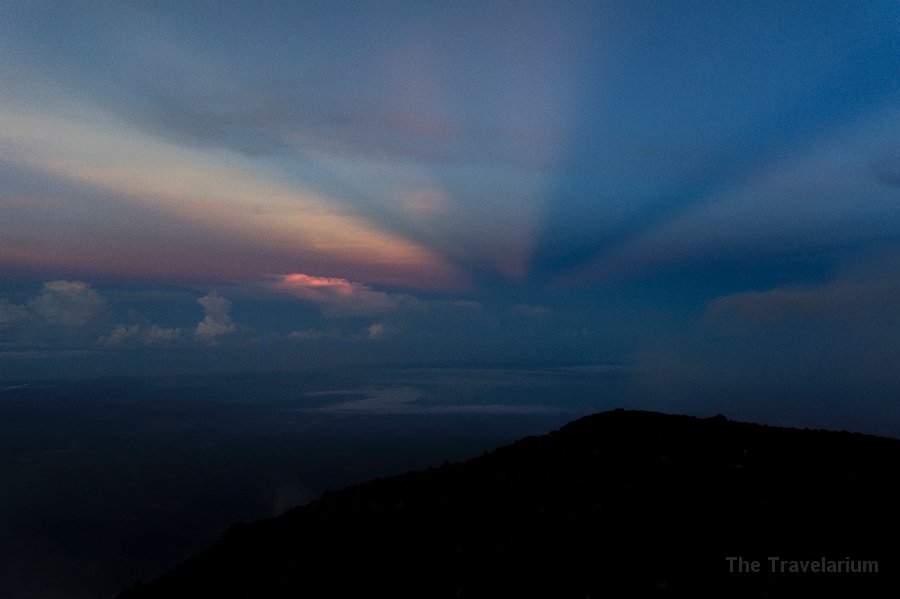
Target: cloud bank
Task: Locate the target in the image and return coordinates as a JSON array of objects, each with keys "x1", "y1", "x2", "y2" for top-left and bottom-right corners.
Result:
[{"x1": 707, "y1": 258, "x2": 900, "y2": 325}]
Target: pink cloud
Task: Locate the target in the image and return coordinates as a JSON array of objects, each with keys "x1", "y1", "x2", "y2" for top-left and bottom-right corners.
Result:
[{"x1": 273, "y1": 273, "x2": 423, "y2": 317}]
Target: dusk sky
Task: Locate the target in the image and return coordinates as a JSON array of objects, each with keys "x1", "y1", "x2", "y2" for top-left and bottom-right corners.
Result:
[{"x1": 1, "y1": 1, "x2": 899, "y2": 428}]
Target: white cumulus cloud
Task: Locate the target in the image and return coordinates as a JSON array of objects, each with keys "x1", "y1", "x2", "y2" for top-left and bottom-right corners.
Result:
[
  {"x1": 194, "y1": 292, "x2": 236, "y2": 343},
  {"x1": 27, "y1": 281, "x2": 106, "y2": 326}
]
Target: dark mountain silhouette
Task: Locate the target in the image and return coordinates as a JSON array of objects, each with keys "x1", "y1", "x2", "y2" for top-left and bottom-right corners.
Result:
[{"x1": 117, "y1": 410, "x2": 900, "y2": 597}]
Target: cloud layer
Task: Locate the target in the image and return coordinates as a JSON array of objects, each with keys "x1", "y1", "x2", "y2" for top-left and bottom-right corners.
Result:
[
  {"x1": 301, "y1": 386, "x2": 559, "y2": 416},
  {"x1": 100, "y1": 324, "x2": 182, "y2": 346},
  {"x1": 707, "y1": 256, "x2": 900, "y2": 325}
]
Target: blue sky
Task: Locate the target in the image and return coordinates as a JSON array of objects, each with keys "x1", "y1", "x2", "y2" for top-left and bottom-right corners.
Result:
[{"x1": 1, "y1": 1, "x2": 899, "y2": 426}]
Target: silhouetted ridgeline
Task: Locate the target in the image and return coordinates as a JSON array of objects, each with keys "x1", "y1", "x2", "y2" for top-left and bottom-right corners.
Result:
[{"x1": 118, "y1": 410, "x2": 900, "y2": 597}]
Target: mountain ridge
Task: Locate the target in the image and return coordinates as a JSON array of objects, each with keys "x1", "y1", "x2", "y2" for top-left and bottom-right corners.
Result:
[{"x1": 118, "y1": 409, "x2": 900, "y2": 597}]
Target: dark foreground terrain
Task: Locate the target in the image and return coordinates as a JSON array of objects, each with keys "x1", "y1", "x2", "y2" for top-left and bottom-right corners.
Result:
[{"x1": 118, "y1": 410, "x2": 900, "y2": 597}]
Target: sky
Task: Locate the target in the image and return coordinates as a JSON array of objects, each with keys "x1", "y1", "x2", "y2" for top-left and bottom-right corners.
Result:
[{"x1": 1, "y1": 1, "x2": 899, "y2": 428}]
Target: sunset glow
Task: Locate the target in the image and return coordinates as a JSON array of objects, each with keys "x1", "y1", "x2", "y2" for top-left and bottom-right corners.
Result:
[{"x1": 0, "y1": 0, "x2": 897, "y2": 417}]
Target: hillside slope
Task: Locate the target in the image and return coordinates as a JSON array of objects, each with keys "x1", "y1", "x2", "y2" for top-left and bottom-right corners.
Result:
[{"x1": 118, "y1": 410, "x2": 900, "y2": 597}]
